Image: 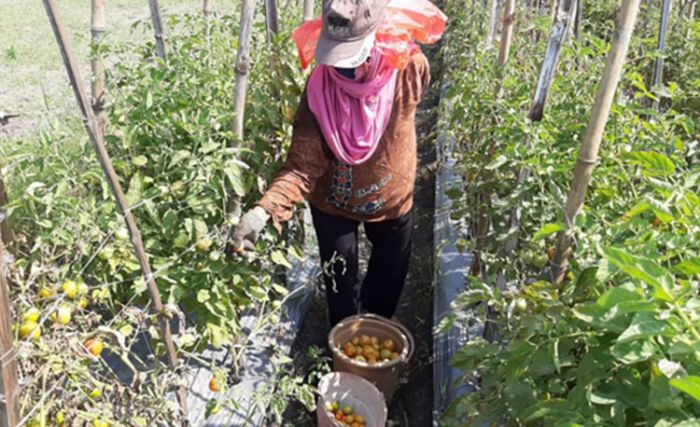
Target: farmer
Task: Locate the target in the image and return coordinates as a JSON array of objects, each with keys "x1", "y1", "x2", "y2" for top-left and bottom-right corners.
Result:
[{"x1": 231, "y1": 0, "x2": 431, "y2": 327}]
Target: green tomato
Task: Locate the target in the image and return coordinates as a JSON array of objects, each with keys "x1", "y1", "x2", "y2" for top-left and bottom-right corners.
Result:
[
  {"x1": 531, "y1": 254, "x2": 548, "y2": 269},
  {"x1": 115, "y1": 228, "x2": 129, "y2": 241}
]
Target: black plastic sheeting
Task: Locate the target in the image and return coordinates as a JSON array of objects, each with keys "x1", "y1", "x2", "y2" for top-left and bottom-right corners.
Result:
[{"x1": 432, "y1": 87, "x2": 483, "y2": 425}]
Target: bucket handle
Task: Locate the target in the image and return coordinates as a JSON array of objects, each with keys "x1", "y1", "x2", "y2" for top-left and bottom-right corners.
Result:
[{"x1": 360, "y1": 313, "x2": 416, "y2": 364}]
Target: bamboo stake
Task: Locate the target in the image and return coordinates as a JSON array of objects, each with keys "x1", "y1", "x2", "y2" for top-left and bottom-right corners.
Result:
[
  {"x1": 0, "y1": 174, "x2": 12, "y2": 246},
  {"x1": 41, "y1": 0, "x2": 188, "y2": 417},
  {"x1": 303, "y1": 0, "x2": 314, "y2": 21},
  {"x1": 148, "y1": 0, "x2": 167, "y2": 60},
  {"x1": 652, "y1": 0, "x2": 672, "y2": 111},
  {"x1": 688, "y1": 0, "x2": 696, "y2": 39},
  {"x1": 265, "y1": 0, "x2": 280, "y2": 43},
  {"x1": 574, "y1": 0, "x2": 583, "y2": 39},
  {"x1": 91, "y1": 0, "x2": 107, "y2": 135},
  {"x1": 0, "y1": 230, "x2": 19, "y2": 427},
  {"x1": 529, "y1": 0, "x2": 575, "y2": 120},
  {"x1": 232, "y1": 0, "x2": 257, "y2": 140},
  {"x1": 550, "y1": 0, "x2": 641, "y2": 284},
  {"x1": 498, "y1": 0, "x2": 516, "y2": 66},
  {"x1": 486, "y1": 0, "x2": 501, "y2": 46}
]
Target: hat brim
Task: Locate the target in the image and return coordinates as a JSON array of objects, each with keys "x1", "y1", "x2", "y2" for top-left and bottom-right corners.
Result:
[{"x1": 315, "y1": 31, "x2": 376, "y2": 68}]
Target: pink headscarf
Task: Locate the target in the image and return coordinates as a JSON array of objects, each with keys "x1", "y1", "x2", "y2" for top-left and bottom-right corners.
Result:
[{"x1": 307, "y1": 49, "x2": 398, "y2": 166}]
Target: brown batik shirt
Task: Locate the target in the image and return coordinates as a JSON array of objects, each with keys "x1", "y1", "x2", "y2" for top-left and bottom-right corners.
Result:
[{"x1": 258, "y1": 51, "x2": 430, "y2": 226}]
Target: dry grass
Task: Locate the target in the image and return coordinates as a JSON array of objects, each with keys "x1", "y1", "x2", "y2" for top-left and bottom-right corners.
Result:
[{"x1": 0, "y1": 0, "x2": 201, "y2": 139}]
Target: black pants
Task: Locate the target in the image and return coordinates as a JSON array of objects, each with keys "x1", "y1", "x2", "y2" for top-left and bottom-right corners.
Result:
[{"x1": 311, "y1": 205, "x2": 413, "y2": 327}]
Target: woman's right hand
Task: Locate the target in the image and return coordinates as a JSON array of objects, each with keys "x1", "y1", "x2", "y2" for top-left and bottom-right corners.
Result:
[{"x1": 229, "y1": 206, "x2": 270, "y2": 254}]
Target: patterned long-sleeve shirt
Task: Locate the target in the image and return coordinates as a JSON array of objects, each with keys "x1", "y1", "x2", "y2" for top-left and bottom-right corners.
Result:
[{"x1": 258, "y1": 51, "x2": 430, "y2": 225}]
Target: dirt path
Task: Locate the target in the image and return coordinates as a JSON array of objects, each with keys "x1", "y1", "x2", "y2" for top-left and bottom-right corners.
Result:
[{"x1": 281, "y1": 42, "x2": 442, "y2": 426}]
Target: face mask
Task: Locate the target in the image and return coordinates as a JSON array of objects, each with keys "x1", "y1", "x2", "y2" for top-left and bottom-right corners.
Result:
[{"x1": 334, "y1": 67, "x2": 356, "y2": 79}]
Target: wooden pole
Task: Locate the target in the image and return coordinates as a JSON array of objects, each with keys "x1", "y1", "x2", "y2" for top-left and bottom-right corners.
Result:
[
  {"x1": 0, "y1": 230, "x2": 19, "y2": 427},
  {"x1": 486, "y1": 0, "x2": 501, "y2": 46},
  {"x1": 265, "y1": 0, "x2": 280, "y2": 43},
  {"x1": 689, "y1": 0, "x2": 697, "y2": 38},
  {"x1": 550, "y1": 0, "x2": 641, "y2": 284},
  {"x1": 148, "y1": 0, "x2": 167, "y2": 60},
  {"x1": 498, "y1": 0, "x2": 516, "y2": 66},
  {"x1": 573, "y1": 0, "x2": 583, "y2": 38},
  {"x1": 91, "y1": 0, "x2": 107, "y2": 135},
  {"x1": 652, "y1": 0, "x2": 672, "y2": 110},
  {"x1": 232, "y1": 0, "x2": 257, "y2": 139},
  {"x1": 203, "y1": 0, "x2": 212, "y2": 16},
  {"x1": 529, "y1": 0, "x2": 575, "y2": 120},
  {"x1": 41, "y1": 0, "x2": 187, "y2": 416},
  {"x1": 303, "y1": 0, "x2": 314, "y2": 21},
  {"x1": 0, "y1": 174, "x2": 12, "y2": 246}
]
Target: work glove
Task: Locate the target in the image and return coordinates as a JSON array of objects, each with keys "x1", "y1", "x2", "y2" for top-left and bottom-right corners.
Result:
[{"x1": 230, "y1": 207, "x2": 269, "y2": 254}]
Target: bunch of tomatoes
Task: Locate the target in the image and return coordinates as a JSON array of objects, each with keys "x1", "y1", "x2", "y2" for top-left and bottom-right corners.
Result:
[
  {"x1": 17, "y1": 279, "x2": 95, "y2": 343},
  {"x1": 326, "y1": 401, "x2": 366, "y2": 427},
  {"x1": 341, "y1": 334, "x2": 400, "y2": 365}
]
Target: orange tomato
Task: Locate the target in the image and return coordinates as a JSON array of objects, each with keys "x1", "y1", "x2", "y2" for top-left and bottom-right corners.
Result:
[
  {"x1": 343, "y1": 343, "x2": 357, "y2": 357},
  {"x1": 209, "y1": 377, "x2": 220, "y2": 393},
  {"x1": 84, "y1": 339, "x2": 104, "y2": 357},
  {"x1": 382, "y1": 339, "x2": 396, "y2": 351}
]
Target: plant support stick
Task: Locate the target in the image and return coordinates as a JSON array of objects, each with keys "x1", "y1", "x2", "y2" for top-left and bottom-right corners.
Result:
[
  {"x1": 529, "y1": 0, "x2": 575, "y2": 120},
  {"x1": 498, "y1": 0, "x2": 516, "y2": 66},
  {"x1": 652, "y1": 0, "x2": 671, "y2": 111},
  {"x1": 42, "y1": 0, "x2": 187, "y2": 417},
  {"x1": 232, "y1": 0, "x2": 257, "y2": 140},
  {"x1": 551, "y1": 0, "x2": 641, "y2": 284},
  {"x1": 148, "y1": 0, "x2": 167, "y2": 60},
  {"x1": 486, "y1": 0, "x2": 501, "y2": 46},
  {"x1": 0, "y1": 231, "x2": 19, "y2": 427},
  {"x1": 0, "y1": 174, "x2": 12, "y2": 246},
  {"x1": 91, "y1": 0, "x2": 107, "y2": 135},
  {"x1": 304, "y1": 0, "x2": 314, "y2": 21}
]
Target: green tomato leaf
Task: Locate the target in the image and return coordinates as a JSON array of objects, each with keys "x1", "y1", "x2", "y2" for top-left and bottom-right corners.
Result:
[
  {"x1": 610, "y1": 339, "x2": 657, "y2": 364},
  {"x1": 270, "y1": 250, "x2": 292, "y2": 269},
  {"x1": 532, "y1": 223, "x2": 565, "y2": 241},
  {"x1": 132, "y1": 155, "x2": 148, "y2": 167},
  {"x1": 602, "y1": 246, "x2": 674, "y2": 302},
  {"x1": 596, "y1": 287, "x2": 641, "y2": 309},
  {"x1": 672, "y1": 257, "x2": 700, "y2": 276},
  {"x1": 670, "y1": 376, "x2": 700, "y2": 401},
  {"x1": 624, "y1": 151, "x2": 676, "y2": 177},
  {"x1": 485, "y1": 155, "x2": 508, "y2": 171},
  {"x1": 616, "y1": 313, "x2": 669, "y2": 343},
  {"x1": 197, "y1": 289, "x2": 210, "y2": 303}
]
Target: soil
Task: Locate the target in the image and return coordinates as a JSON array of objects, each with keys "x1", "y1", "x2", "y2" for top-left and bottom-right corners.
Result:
[{"x1": 278, "y1": 42, "x2": 442, "y2": 427}]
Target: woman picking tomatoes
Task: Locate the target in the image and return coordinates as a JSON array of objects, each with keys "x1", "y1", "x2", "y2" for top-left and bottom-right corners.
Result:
[{"x1": 231, "y1": 0, "x2": 444, "y2": 326}]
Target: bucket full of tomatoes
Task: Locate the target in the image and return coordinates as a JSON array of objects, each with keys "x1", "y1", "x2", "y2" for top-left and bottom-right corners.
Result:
[
  {"x1": 316, "y1": 372, "x2": 387, "y2": 427},
  {"x1": 328, "y1": 314, "x2": 414, "y2": 401}
]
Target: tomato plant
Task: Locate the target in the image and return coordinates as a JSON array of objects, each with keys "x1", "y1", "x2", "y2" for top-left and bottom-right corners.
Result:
[
  {"x1": 0, "y1": 9, "x2": 313, "y2": 425},
  {"x1": 439, "y1": 0, "x2": 700, "y2": 425}
]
